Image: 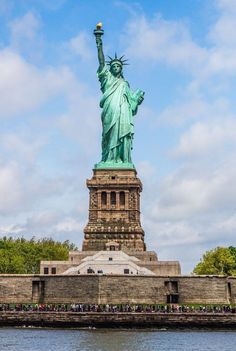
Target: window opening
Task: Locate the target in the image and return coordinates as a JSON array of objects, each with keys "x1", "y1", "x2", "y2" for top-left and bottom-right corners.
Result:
[
  {"x1": 101, "y1": 192, "x2": 107, "y2": 205},
  {"x1": 111, "y1": 192, "x2": 116, "y2": 205},
  {"x1": 44, "y1": 267, "x2": 49, "y2": 275},
  {"x1": 120, "y1": 191, "x2": 125, "y2": 206}
]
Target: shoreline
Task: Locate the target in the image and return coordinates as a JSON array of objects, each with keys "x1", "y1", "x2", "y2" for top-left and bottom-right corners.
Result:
[{"x1": 0, "y1": 312, "x2": 236, "y2": 329}]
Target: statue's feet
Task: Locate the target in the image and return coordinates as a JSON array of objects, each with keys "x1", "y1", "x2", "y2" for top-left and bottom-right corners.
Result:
[{"x1": 94, "y1": 160, "x2": 135, "y2": 169}]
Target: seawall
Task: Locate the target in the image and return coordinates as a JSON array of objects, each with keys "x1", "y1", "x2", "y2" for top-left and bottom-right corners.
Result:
[{"x1": 0, "y1": 312, "x2": 236, "y2": 328}]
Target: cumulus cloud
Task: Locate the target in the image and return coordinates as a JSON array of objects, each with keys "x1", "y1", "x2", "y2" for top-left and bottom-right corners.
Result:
[
  {"x1": 208, "y1": 0, "x2": 236, "y2": 47},
  {"x1": 173, "y1": 118, "x2": 236, "y2": 158},
  {"x1": 150, "y1": 159, "x2": 236, "y2": 220},
  {"x1": 8, "y1": 12, "x2": 43, "y2": 60},
  {"x1": 0, "y1": 49, "x2": 74, "y2": 118},
  {"x1": 124, "y1": 15, "x2": 207, "y2": 72},
  {"x1": 158, "y1": 98, "x2": 231, "y2": 127},
  {"x1": 1, "y1": 133, "x2": 44, "y2": 163},
  {"x1": 123, "y1": 4, "x2": 236, "y2": 91},
  {"x1": 9, "y1": 12, "x2": 40, "y2": 43},
  {"x1": 0, "y1": 160, "x2": 67, "y2": 216},
  {"x1": 0, "y1": 32, "x2": 98, "y2": 226},
  {"x1": 0, "y1": 210, "x2": 85, "y2": 247},
  {"x1": 67, "y1": 32, "x2": 93, "y2": 60}
]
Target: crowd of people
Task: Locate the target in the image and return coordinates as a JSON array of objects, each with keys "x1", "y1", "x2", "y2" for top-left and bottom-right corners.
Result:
[{"x1": 0, "y1": 303, "x2": 235, "y2": 313}]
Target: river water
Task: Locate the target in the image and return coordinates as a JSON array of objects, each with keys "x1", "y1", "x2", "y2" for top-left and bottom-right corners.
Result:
[{"x1": 0, "y1": 328, "x2": 236, "y2": 351}]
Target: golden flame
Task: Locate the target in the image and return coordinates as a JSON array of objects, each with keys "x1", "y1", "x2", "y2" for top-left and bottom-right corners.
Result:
[{"x1": 96, "y1": 22, "x2": 103, "y2": 30}]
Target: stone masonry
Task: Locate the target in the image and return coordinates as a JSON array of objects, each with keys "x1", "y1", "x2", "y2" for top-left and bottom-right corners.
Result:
[
  {"x1": 82, "y1": 169, "x2": 145, "y2": 252},
  {"x1": 0, "y1": 275, "x2": 235, "y2": 305}
]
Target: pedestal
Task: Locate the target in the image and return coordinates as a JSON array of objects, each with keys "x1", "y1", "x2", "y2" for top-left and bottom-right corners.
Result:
[{"x1": 82, "y1": 168, "x2": 146, "y2": 252}]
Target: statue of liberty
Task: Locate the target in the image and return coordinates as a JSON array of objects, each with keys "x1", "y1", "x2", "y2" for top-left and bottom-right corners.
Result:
[{"x1": 94, "y1": 23, "x2": 144, "y2": 169}]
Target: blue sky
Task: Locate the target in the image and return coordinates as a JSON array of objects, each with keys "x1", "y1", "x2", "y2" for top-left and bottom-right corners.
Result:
[{"x1": 0, "y1": 0, "x2": 236, "y2": 273}]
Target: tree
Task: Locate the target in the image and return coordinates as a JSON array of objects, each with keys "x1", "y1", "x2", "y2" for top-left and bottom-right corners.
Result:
[
  {"x1": 193, "y1": 246, "x2": 236, "y2": 276},
  {"x1": 0, "y1": 237, "x2": 77, "y2": 274}
]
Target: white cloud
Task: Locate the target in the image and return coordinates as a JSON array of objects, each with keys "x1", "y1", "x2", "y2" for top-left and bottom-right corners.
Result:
[
  {"x1": 146, "y1": 157, "x2": 236, "y2": 221},
  {"x1": 0, "y1": 211, "x2": 85, "y2": 247},
  {"x1": 137, "y1": 160, "x2": 155, "y2": 179},
  {"x1": 123, "y1": 6, "x2": 236, "y2": 91},
  {"x1": 1, "y1": 133, "x2": 44, "y2": 163},
  {"x1": 173, "y1": 118, "x2": 236, "y2": 158},
  {"x1": 0, "y1": 49, "x2": 70, "y2": 118},
  {"x1": 208, "y1": 0, "x2": 236, "y2": 47},
  {"x1": 0, "y1": 162, "x2": 24, "y2": 214},
  {"x1": 54, "y1": 217, "x2": 82, "y2": 232},
  {"x1": 67, "y1": 32, "x2": 93, "y2": 60},
  {"x1": 216, "y1": 213, "x2": 236, "y2": 234},
  {"x1": 9, "y1": 12, "x2": 40, "y2": 42},
  {"x1": 158, "y1": 98, "x2": 210, "y2": 126},
  {"x1": 8, "y1": 12, "x2": 43, "y2": 59},
  {"x1": 0, "y1": 160, "x2": 67, "y2": 216},
  {"x1": 124, "y1": 15, "x2": 207, "y2": 72}
]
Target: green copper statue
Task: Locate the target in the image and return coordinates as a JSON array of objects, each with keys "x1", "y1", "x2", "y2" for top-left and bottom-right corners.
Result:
[{"x1": 94, "y1": 23, "x2": 144, "y2": 169}]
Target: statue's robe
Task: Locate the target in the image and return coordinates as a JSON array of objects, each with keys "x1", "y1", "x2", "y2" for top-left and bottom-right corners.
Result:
[{"x1": 98, "y1": 65, "x2": 140, "y2": 163}]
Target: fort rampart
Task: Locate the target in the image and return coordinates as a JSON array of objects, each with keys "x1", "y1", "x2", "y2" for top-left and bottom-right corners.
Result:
[{"x1": 0, "y1": 275, "x2": 235, "y2": 305}]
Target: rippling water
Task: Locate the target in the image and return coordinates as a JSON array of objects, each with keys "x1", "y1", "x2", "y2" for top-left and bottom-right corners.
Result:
[{"x1": 0, "y1": 328, "x2": 236, "y2": 351}]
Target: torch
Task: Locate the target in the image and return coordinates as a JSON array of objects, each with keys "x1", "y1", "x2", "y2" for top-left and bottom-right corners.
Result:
[{"x1": 94, "y1": 22, "x2": 104, "y2": 44}]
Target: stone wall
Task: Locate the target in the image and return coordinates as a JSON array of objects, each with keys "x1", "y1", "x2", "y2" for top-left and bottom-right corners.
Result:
[
  {"x1": 178, "y1": 276, "x2": 229, "y2": 304},
  {"x1": 98, "y1": 275, "x2": 166, "y2": 304},
  {"x1": 43, "y1": 276, "x2": 99, "y2": 304},
  {"x1": 0, "y1": 274, "x2": 235, "y2": 304},
  {"x1": 0, "y1": 275, "x2": 33, "y2": 303},
  {"x1": 0, "y1": 311, "x2": 236, "y2": 328},
  {"x1": 228, "y1": 277, "x2": 236, "y2": 304}
]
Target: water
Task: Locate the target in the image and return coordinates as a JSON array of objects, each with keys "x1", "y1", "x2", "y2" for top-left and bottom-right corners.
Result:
[{"x1": 0, "y1": 328, "x2": 236, "y2": 351}]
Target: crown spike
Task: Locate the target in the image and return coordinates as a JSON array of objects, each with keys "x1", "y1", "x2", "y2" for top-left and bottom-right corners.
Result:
[{"x1": 106, "y1": 53, "x2": 129, "y2": 67}]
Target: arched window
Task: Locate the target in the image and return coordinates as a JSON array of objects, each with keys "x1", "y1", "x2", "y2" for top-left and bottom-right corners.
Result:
[
  {"x1": 101, "y1": 192, "x2": 107, "y2": 205},
  {"x1": 111, "y1": 191, "x2": 116, "y2": 205},
  {"x1": 120, "y1": 191, "x2": 125, "y2": 206}
]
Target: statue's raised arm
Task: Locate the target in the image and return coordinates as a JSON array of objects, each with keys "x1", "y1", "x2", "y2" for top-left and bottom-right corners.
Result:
[
  {"x1": 93, "y1": 24, "x2": 145, "y2": 170},
  {"x1": 94, "y1": 23, "x2": 105, "y2": 71}
]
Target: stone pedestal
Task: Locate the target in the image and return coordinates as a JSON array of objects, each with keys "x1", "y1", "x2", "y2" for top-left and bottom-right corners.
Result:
[{"x1": 82, "y1": 169, "x2": 146, "y2": 251}]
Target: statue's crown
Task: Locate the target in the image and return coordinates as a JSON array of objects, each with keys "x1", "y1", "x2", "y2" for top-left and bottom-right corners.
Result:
[{"x1": 106, "y1": 53, "x2": 129, "y2": 67}]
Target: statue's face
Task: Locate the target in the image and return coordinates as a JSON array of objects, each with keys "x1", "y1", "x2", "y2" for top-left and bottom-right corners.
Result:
[{"x1": 110, "y1": 63, "x2": 122, "y2": 77}]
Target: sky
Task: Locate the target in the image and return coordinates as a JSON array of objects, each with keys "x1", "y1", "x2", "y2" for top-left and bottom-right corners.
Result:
[{"x1": 0, "y1": 0, "x2": 235, "y2": 273}]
